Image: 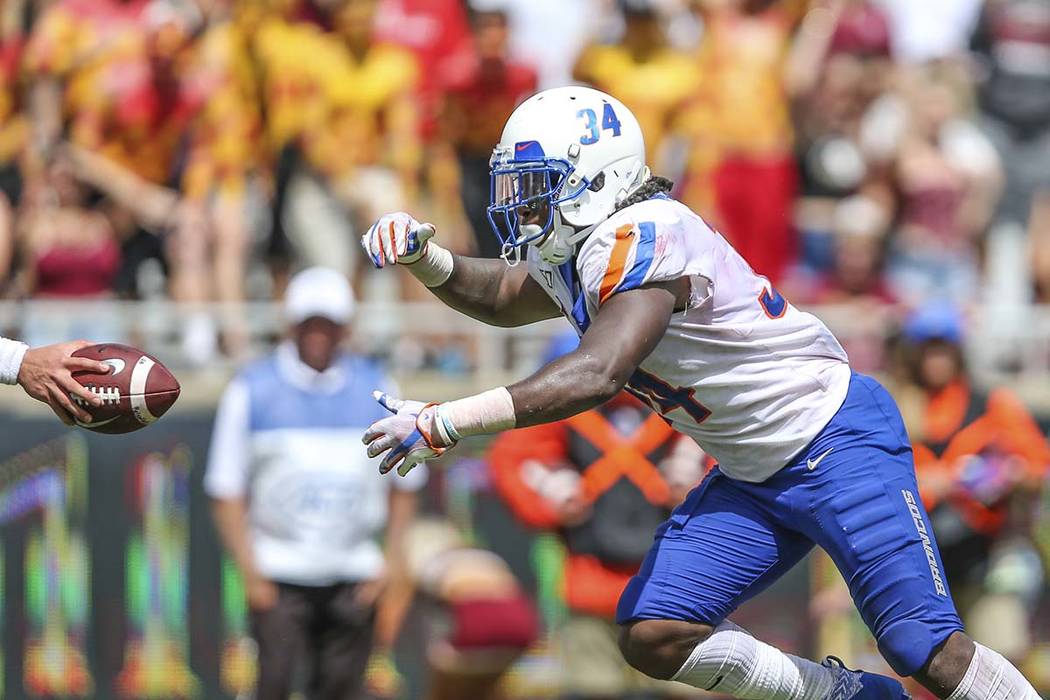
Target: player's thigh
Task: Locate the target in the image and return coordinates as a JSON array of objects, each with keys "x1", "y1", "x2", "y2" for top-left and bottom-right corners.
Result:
[
  {"x1": 802, "y1": 375, "x2": 963, "y2": 677},
  {"x1": 616, "y1": 469, "x2": 814, "y2": 627}
]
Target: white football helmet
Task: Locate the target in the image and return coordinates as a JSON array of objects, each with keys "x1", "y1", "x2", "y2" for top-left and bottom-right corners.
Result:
[{"x1": 487, "y1": 86, "x2": 648, "y2": 265}]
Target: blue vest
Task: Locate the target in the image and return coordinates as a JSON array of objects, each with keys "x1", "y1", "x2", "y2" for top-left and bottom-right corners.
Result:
[
  {"x1": 236, "y1": 350, "x2": 401, "y2": 584},
  {"x1": 241, "y1": 353, "x2": 389, "y2": 433}
]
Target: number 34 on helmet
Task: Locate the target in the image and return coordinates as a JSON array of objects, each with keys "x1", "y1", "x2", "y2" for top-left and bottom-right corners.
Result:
[{"x1": 487, "y1": 87, "x2": 648, "y2": 265}]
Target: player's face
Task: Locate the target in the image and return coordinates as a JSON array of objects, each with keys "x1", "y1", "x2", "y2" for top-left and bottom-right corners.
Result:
[
  {"x1": 488, "y1": 151, "x2": 588, "y2": 257},
  {"x1": 513, "y1": 172, "x2": 551, "y2": 228},
  {"x1": 491, "y1": 168, "x2": 556, "y2": 246},
  {"x1": 493, "y1": 170, "x2": 548, "y2": 218}
]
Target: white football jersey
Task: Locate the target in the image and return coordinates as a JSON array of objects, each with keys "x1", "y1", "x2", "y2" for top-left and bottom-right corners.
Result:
[{"x1": 528, "y1": 196, "x2": 851, "y2": 482}]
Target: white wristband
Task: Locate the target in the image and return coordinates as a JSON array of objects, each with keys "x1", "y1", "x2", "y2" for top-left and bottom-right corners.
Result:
[
  {"x1": 0, "y1": 338, "x2": 28, "y2": 385},
  {"x1": 437, "y1": 387, "x2": 517, "y2": 439},
  {"x1": 406, "y1": 242, "x2": 454, "y2": 288}
]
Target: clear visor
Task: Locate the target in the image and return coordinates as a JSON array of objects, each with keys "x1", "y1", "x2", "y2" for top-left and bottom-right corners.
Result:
[{"x1": 494, "y1": 170, "x2": 553, "y2": 225}]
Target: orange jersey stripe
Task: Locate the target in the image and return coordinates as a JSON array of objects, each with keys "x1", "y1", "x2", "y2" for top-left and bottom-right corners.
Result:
[{"x1": 599, "y1": 224, "x2": 636, "y2": 304}]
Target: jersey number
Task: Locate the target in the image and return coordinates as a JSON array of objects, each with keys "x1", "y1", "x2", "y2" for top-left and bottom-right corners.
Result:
[
  {"x1": 627, "y1": 369, "x2": 711, "y2": 424},
  {"x1": 704, "y1": 215, "x2": 789, "y2": 320},
  {"x1": 578, "y1": 103, "x2": 623, "y2": 145}
]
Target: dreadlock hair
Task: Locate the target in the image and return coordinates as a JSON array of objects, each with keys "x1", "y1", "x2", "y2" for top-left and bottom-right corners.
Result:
[{"x1": 614, "y1": 176, "x2": 674, "y2": 212}]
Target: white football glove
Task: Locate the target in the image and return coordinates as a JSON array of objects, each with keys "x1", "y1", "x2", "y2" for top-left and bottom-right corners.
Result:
[
  {"x1": 362, "y1": 391, "x2": 454, "y2": 476},
  {"x1": 361, "y1": 212, "x2": 436, "y2": 268}
]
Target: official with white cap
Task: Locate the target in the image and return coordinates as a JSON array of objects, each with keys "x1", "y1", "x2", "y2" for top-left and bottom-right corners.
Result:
[{"x1": 205, "y1": 267, "x2": 425, "y2": 699}]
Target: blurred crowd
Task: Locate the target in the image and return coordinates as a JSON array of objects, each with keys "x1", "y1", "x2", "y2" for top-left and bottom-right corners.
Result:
[{"x1": 1, "y1": 0, "x2": 1049, "y2": 367}]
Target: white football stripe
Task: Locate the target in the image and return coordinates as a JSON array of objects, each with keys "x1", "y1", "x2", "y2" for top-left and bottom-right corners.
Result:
[{"x1": 130, "y1": 356, "x2": 158, "y2": 424}]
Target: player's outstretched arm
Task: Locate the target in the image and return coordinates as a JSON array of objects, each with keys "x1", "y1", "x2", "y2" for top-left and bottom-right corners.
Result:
[
  {"x1": 431, "y1": 256, "x2": 560, "y2": 327},
  {"x1": 0, "y1": 338, "x2": 110, "y2": 425},
  {"x1": 362, "y1": 212, "x2": 560, "y2": 327},
  {"x1": 508, "y1": 282, "x2": 680, "y2": 426},
  {"x1": 362, "y1": 279, "x2": 686, "y2": 476}
]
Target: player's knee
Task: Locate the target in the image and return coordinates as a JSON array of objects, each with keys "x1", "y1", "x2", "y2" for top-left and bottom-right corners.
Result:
[
  {"x1": 877, "y1": 620, "x2": 945, "y2": 677},
  {"x1": 618, "y1": 619, "x2": 713, "y2": 681}
]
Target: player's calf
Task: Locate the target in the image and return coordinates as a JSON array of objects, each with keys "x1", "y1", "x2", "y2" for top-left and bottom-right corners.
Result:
[
  {"x1": 914, "y1": 632, "x2": 1040, "y2": 700},
  {"x1": 619, "y1": 618, "x2": 907, "y2": 699},
  {"x1": 914, "y1": 632, "x2": 976, "y2": 697},
  {"x1": 618, "y1": 619, "x2": 713, "y2": 680}
]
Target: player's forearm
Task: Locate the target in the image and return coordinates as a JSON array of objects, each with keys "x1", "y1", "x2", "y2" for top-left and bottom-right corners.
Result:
[
  {"x1": 506, "y1": 286, "x2": 677, "y2": 426},
  {"x1": 410, "y1": 247, "x2": 549, "y2": 327},
  {"x1": 508, "y1": 352, "x2": 626, "y2": 427},
  {"x1": 426, "y1": 254, "x2": 521, "y2": 326},
  {"x1": 428, "y1": 286, "x2": 676, "y2": 444},
  {"x1": 426, "y1": 353, "x2": 624, "y2": 452},
  {"x1": 366, "y1": 213, "x2": 556, "y2": 326}
]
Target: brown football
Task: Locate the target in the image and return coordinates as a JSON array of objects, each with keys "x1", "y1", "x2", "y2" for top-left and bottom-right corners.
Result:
[{"x1": 70, "y1": 343, "x2": 180, "y2": 434}]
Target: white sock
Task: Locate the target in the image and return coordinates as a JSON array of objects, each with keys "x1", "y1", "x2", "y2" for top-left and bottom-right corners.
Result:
[
  {"x1": 672, "y1": 620, "x2": 835, "y2": 700},
  {"x1": 946, "y1": 642, "x2": 1040, "y2": 700}
]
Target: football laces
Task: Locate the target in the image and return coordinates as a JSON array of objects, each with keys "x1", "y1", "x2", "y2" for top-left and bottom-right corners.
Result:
[{"x1": 73, "y1": 385, "x2": 122, "y2": 407}]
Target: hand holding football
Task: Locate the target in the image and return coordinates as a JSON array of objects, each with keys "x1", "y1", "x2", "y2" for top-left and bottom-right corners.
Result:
[{"x1": 70, "y1": 344, "x2": 180, "y2": 434}]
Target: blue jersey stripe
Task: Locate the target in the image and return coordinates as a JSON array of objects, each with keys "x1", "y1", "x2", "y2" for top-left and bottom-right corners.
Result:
[
  {"x1": 618, "y1": 221, "x2": 656, "y2": 293},
  {"x1": 570, "y1": 295, "x2": 591, "y2": 333},
  {"x1": 558, "y1": 261, "x2": 591, "y2": 334}
]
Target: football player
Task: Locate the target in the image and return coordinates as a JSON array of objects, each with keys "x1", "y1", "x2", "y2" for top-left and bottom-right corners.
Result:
[
  {"x1": 0, "y1": 337, "x2": 110, "y2": 424},
  {"x1": 361, "y1": 87, "x2": 1038, "y2": 700}
]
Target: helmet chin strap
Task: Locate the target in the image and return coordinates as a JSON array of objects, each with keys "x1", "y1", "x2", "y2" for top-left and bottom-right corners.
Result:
[{"x1": 528, "y1": 210, "x2": 595, "y2": 265}]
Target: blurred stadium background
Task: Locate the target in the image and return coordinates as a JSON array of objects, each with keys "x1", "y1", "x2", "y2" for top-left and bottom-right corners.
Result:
[{"x1": 1, "y1": 0, "x2": 1050, "y2": 698}]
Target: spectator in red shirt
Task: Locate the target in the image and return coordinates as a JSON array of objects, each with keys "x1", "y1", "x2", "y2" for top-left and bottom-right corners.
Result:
[
  {"x1": 440, "y1": 6, "x2": 536, "y2": 258},
  {"x1": 375, "y1": 0, "x2": 473, "y2": 142}
]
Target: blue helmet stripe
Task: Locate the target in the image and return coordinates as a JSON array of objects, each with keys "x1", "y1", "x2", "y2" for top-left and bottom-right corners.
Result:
[{"x1": 512, "y1": 140, "x2": 547, "y2": 161}]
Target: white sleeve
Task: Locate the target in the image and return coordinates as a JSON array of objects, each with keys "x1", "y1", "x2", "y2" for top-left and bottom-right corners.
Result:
[
  {"x1": 577, "y1": 207, "x2": 717, "y2": 308},
  {"x1": 203, "y1": 378, "x2": 252, "y2": 499},
  {"x1": 0, "y1": 337, "x2": 28, "y2": 385}
]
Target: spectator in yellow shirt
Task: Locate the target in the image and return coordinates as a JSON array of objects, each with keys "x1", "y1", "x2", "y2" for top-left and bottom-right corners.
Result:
[
  {"x1": 0, "y1": 0, "x2": 29, "y2": 285},
  {"x1": 256, "y1": 0, "x2": 421, "y2": 279},
  {"x1": 676, "y1": 0, "x2": 808, "y2": 285},
  {"x1": 28, "y1": 0, "x2": 262, "y2": 361},
  {"x1": 573, "y1": 0, "x2": 701, "y2": 174}
]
